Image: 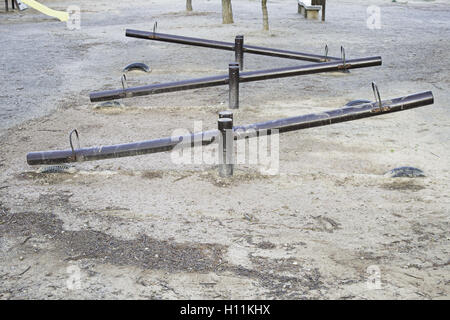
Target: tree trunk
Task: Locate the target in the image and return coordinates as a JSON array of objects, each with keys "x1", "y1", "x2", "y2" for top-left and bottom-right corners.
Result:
[
  {"x1": 222, "y1": 0, "x2": 234, "y2": 24},
  {"x1": 186, "y1": 0, "x2": 193, "y2": 12},
  {"x1": 262, "y1": 0, "x2": 269, "y2": 31}
]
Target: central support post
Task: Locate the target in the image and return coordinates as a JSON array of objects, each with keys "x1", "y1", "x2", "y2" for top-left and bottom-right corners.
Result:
[
  {"x1": 228, "y1": 63, "x2": 240, "y2": 109},
  {"x1": 218, "y1": 116, "x2": 234, "y2": 177},
  {"x1": 235, "y1": 35, "x2": 244, "y2": 71}
]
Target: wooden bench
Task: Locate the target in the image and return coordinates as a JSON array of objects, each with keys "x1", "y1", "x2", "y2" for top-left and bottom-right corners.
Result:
[{"x1": 298, "y1": 0, "x2": 326, "y2": 21}]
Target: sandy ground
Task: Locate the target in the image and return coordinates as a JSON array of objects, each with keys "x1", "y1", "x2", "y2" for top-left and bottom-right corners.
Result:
[{"x1": 0, "y1": 0, "x2": 449, "y2": 299}]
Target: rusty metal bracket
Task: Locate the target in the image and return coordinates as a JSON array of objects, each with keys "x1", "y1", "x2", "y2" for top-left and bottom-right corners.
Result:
[
  {"x1": 337, "y1": 46, "x2": 351, "y2": 72},
  {"x1": 153, "y1": 21, "x2": 158, "y2": 36},
  {"x1": 370, "y1": 82, "x2": 390, "y2": 113}
]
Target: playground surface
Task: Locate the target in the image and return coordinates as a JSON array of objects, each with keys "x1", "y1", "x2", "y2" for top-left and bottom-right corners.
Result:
[{"x1": 0, "y1": 0, "x2": 449, "y2": 299}]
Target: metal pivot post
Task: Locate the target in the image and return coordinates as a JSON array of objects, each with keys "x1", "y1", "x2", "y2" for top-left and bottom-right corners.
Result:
[
  {"x1": 218, "y1": 117, "x2": 234, "y2": 177},
  {"x1": 5, "y1": 0, "x2": 8, "y2": 11},
  {"x1": 229, "y1": 63, "x2": 240, "y2": 109},
  {"x1": 235, "y1": 35, "x2": 244, "y2": 71}
]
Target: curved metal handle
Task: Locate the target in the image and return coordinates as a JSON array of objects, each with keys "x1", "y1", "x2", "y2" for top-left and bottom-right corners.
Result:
[
  {"x1": 341, "y1": 46, "x2": 346, "y2": 69},
  {"x1": 372, "y1": 81, "x2": 382, "y2": 108},
  {"x1": 121, "y1": 74, "x2": 127, "y2": 91},
  {"x1": 69, "y1": 129, "x2": 80, "y2": 161}
]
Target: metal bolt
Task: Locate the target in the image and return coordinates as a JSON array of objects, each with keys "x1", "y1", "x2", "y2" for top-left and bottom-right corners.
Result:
[
  {"x1": 218, "y1": 117, "x2": 234, "y2": 177},
  {"x1": 219, "y1": 110, "x2": 233, "y2": 120}
]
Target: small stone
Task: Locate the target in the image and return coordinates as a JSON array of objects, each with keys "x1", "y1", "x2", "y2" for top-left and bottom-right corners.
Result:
[
  {"x1": 38, "y1": 165, "x2": 77, "y2": 174},
  {"x1": 93, "y1": 101, "x2": 125, "y2": 109}
]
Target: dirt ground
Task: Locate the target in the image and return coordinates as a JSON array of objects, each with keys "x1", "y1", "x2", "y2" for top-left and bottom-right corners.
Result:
[{"x1": 0, "y1": 0, "x2": 449, "y2": 299}]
